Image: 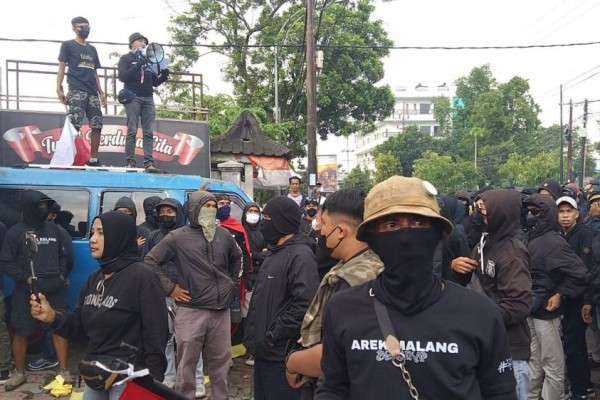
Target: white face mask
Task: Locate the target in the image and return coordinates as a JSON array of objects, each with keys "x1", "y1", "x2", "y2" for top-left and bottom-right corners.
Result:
[
  {"x1": 311, "y1": 218, "x2": 320, "y2": 231},
  {"x1": 246, "y1": 213, "x2": 260, "y2": 225}
]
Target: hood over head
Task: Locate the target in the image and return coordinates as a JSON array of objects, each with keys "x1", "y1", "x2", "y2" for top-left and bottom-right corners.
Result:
[
  {"x1": 525, "y1": 193, "x2": 560, "y2": 238},
  {"x1": 262, "y1": 196, "x2": 301, "y2": 236},
  {"x1": 155, "y1": 198, "x2": 185, "y2": 230},
  {"x1": 94, "y1": 211, "x2": 139, "y2": 274},
  {"x1": 438, "y1": 195, "x2": 466, "y2": 225},
  {"x1": 114, "y1": 196, "x2": 138, "y2": 220},
  {"x1": 22, "y1": 190, "x2": 54, "y2": 228},
  {"x1": 537, "y1": 179, "x2": 562, "y2": 200},
  {"x1": 187, "y1": 191, "x2": 216, "y2": 228},
  {"x1": 242, "y1": 202, "x2": 261, "y2": 228},
  {"x1": 481, "y1": 189, "x2": 522, "y2": 242},
  {"x1": 143, "y1": 196, "x2": 162, "y2": 225}
]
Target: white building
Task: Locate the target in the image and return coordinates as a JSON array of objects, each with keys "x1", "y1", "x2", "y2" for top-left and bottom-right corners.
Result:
[{"x1": 353, "y1": 83, "x2": 455, "y2": 171}]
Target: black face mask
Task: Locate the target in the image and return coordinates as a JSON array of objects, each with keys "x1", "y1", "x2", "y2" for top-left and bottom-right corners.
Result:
[
  {"x1": 368, "y1": 227, "x2": 443, "y2": 314},
  {"x1": 525, "y1": 212, "x2": 538, "y2": 229},
  {"x1": 78, "y1": 26, "x2": 90, "y2": 39},
  {"x1": 261, "y1": 219, "x2": 284, "y2": 246},
  {"x1": 158, "y1": 215, "x2": 176, "y2": 230},
  {"x1": 306, "y1": 208, "x2": 318, "y2": 218},
  {"x1": 318, "y1": 226, "x2": 342, "y2": 258}
]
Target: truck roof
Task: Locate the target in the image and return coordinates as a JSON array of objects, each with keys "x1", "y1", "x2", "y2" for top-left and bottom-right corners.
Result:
[{"x1": 0, "y1": 165, "x2": 251, "y2": 200}]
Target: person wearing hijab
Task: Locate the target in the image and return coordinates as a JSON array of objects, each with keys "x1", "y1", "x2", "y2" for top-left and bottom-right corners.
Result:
[
  {"x1": 29, "y1": 211, "x2": 168, "y2": 400},
  {"x1": 145, "y1": 190, "x2": 242, "y2": 400},
  {"x1": 0, "y1": 190, "x2": 70, "y2": 391},
  {"x1": 317, "y1": 177, "x2": 517, "y2": 400}
]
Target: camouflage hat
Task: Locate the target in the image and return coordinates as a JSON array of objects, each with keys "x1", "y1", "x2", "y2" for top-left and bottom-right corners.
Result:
[{"x1": 356, "y1": 176, "x2": 453, "y2": 241}]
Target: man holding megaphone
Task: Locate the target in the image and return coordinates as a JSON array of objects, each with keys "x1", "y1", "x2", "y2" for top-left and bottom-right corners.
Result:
[{"x1": 118, "y1": 33, "x2": 169, "y2": 173}]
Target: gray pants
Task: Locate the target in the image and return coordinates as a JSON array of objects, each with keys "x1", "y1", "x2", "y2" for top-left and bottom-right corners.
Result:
[
  {"x1": 124, "y1": 96, "x2": 155, "y2": 164},
  {"x1": 174, "y1": 307, "x2": 231, "y2": 400},
  {"x1": 0, "y1": 291, "x2": 11, "y2": 371},
  {"x1": 586, "y1": 326, "x2": 600, "y2": 362},
  {"x1": 527, "y1": 317, "x2": 565, "y2": 400}
]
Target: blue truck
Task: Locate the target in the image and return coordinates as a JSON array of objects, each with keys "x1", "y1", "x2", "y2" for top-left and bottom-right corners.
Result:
[{"x1": 0, "y1": 165, "x2": 251, "y2": 308}]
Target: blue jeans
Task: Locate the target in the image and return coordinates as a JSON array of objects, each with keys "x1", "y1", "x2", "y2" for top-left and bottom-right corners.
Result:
[
  {"x1": 124, "y1": 96, "x2": 155, "y2": 163},
  {"x1": 513, "y1": 360, "x2": 529, "y2": 400}
]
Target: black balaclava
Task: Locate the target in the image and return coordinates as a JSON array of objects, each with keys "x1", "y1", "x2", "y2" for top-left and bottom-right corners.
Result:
[
  {"x1": 261, "y1": 196, "x2": 301, "y2": 246},
  {"x1": 368, "y1": 225, "x2": 443, "y2": 315},
  {"x1": 94, "y1": 211, "x2": 139, "y2": 274},
  {"x1": 155, "y1": 198, "x2": 185, "y2": 232},
  {"x1": 143, "y1": 196, "x2": 162, "y2": 229},
  {"x1": 114, "y1": 196, "x2": 138, "y2": 221},
  {"x1": 22, "y1": 190, "x2": 52, "y2": 229}
]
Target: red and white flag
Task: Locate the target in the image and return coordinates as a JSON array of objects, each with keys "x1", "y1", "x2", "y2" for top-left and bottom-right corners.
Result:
[{"x1": 50, "y1": 118, "x2": 90, "y2": 166}]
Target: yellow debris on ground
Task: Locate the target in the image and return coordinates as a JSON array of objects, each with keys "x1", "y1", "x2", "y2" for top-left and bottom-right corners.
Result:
[
  {"x1": 231, "y1": 344, "x2": 247, "y2": 359},
  {"x1": 43, "y1": 374, "x2": 73, "y2": 397}
]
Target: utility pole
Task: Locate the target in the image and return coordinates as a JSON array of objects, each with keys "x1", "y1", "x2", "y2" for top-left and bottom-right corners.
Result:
[
  {"x1": 567, "y1": 99, "x2": 574, "y2": 182},
  {"x1": 580, "y1": 99, "x2": 588, "y2": 187},
  {"x1": 559, "y1": 84, "x2": 564, "y2": 183},
  {"x1": 305, "y1": 0, "x2": 318, "y2": 188}
]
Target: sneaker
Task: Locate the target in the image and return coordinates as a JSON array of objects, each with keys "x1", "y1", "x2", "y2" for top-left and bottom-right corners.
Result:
[
  {"x1": 0, "y1": 370, "x2": 9, "y2": 385},
  {"x1": 195, "y1": 385, "x2": 206, "y2": 399},
  {"x1": 59, "y1": 369, "x2": 73, "y2": 384},
  {"x1": 144, "y1": 162, "x2": 162, "y2": 173},
  {"x1": 85, "y1": 159, "x2": 101, "y2": 167},
  {"x1": 27, "y1": 358, "x2": 59, "y2": 371},
  {"x1": 4, "y1": 371, "x2": 26, "y2": 391},
  {"x1": 245, "y1": 355, "x2": 255, "y2": 366},
  {"x1": 126, "y1": 160, "x2": 137, "y2": 168}
]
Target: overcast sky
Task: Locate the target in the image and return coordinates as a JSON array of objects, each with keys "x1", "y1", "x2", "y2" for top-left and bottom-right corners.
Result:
[{"x1": 2, "y1": 0, "x2": 600, "y2": 154}]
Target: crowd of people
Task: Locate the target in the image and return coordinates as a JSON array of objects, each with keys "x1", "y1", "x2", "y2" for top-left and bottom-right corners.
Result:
[{"x1": 1, "y1": 174, "x2": 600, "y2": 399}]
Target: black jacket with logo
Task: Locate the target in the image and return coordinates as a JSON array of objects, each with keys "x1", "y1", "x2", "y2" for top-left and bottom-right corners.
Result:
[
  {"x1": 317, "y1": 282, "x2": 516, "y2": 400},
  {"x1": 52, "y1": 261, "x2": 168, "y2": 380},
  {"x1": 244, "y1": 234, "x2": 319, "y2": 362},
  {"x1": 526, "y1": 195, "x2": 588, "y2": 319}
]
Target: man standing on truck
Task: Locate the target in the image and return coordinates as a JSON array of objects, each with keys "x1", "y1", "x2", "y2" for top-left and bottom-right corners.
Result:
[{"x1": 57, "y1": 16, "x2": 106, "y2": 167}]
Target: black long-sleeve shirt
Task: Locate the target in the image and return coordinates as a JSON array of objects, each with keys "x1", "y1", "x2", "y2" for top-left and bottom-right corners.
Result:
[
  {"x1": 317, "y1": 282, "x2": 517, "y2": 400},
  {"x1": 51, "y1": 261, "x2": 168, "y2": 380},
  {"x1": 118, "y1": 52, "x2": 168, "y2": 97}
]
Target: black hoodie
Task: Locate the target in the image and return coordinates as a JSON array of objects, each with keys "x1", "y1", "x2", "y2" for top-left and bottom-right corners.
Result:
[
  {"x1": 434, "y1": 195, "x2": 470, "y2": 279},
  {"x1": 244, "y1": 234, "x2": 319, "y2": 361},
  {"x1": 242, "y1": 203, "x2": 267, "y2": 290},
  {"x1": 455, "y1": 190, "x2": 532, "y2": 361},
  {"x1": 138, "y1": 196, "x2": 162, "y2": 233},
  {"x1": 142, "y1": 198, "x2": 185, "y2": 284},
  {"x1": 114, "y1": 196, "x2": 151, "y2": 242},
  {"x1": 51, "y1": 211, "x2": 168, "y2": 380},
  {"x1": 0, "y1": 190, "x2": 68, "y2": 284},
  {"x1": 526, "y1": 194, "x2": 587, "y2": 319}
]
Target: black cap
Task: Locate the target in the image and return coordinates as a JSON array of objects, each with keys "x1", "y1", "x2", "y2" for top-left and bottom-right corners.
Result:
[{"x1": 128, "y1": 32, "x2": 148, "y2": 46}]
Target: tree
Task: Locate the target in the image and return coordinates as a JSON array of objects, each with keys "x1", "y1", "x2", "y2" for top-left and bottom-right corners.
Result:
[
  {"x1": 498, "y1": 152, "x2": 560, "y2": 187},
  {"x1": 341, "y1": 166, "x2": 372, "y2": 193},
  {"x1": 168, "y1": 0, "x2": 395, "y2": 156},
  {"x1": 432, "y1": 96, "x2": 452, "y2": 136},
  {"x1": 374, "y1": 151, "x2": 400, "y2": 183},
  {"x1": 373, "y1": 125, "x2": 445, "y2": 176},
  {"x1": 413, "y1": 151, "x2": 480, "y2": 194}
]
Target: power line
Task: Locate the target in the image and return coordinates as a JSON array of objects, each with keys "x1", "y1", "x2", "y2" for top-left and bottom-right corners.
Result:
[{"x1": 2, "y1": 37, "x2": 600, "y2": 50}]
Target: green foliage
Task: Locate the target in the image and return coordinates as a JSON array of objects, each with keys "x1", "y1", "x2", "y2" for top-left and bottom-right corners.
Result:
[
  {"x1": 373, "y1": 125, "x2": 442, "y2": 176},
  {"x1": 167, "y1": 0, "x2": 395, "y2": 156},
  {"x1": 432, "y1": 96, "x2": 452, "y2": 136},
  {"x1": 413, "y1": 151, "x2": 480, "y2": 194},
  {"x1": 498, "y1": 152, "x2": 559, "y2": 187},
  {"x1": 374, "y1": 152, "x2": 400, "y2": 183},
  {"x1": 341, "y1": 166, "x2": 373, "y2": 193}
]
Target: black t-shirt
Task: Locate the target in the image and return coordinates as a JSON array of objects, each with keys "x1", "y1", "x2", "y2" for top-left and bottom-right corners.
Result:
[
  {"x1": 58, "y1": 40, "x2": 101, "y2": 94},
  {"x1": 317, "y1": 282, "x2": 517, "y2": 400}
]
